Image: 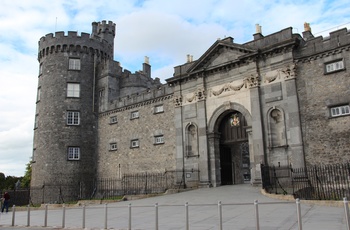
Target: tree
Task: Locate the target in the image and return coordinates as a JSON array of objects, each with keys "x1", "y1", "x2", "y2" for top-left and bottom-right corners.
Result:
[{"x1": 21, "y1": 162, "x2": 32, "y2": 188}]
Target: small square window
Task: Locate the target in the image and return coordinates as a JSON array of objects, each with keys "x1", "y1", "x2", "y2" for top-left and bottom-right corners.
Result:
[
  {"x1": 69, "y1": 58, "x2": 81, "y2": 70},
  {"x1": 110, "y1": 143, "x2": 117, "y2": 151},
  {"x1": 154, "y1": 135, "x2": 164, "y2": 145},
  {"x1": 131, "y1": 139, "x2": 139, "y2": 148},
  {"x1": 325, "y1": 60, "x2": 345, "y2": 74},
  {"x1": 154, "y1": 105, "x2": 164, "y2": 114},
  {"x1": 131, "y1": 111, "x2": 139, "y2": 119},
  {"x1": 67, "y1": 111, "x2": 80, "y2": 125},
  {"x1": 67, "y1": 83, "x2": 80, "y2": 98},
  {"x1": 68, "y1": 147, "x2": 80, "y2": 160},
  {"x1": 330, "y1": 105, "x2": 350, "y2": 117},
  {"x1": 110, "y1": 116, "x2": 118, "y2": 124}
]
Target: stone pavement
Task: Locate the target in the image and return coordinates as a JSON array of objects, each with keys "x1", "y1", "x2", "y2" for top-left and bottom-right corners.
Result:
[{"x1": 0, "y1": 184, "x2": 348, "y2": 229}]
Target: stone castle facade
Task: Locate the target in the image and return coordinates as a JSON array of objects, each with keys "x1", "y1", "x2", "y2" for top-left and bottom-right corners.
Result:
[{"x1": 31, "y1": 20, "x2": 350, "y2": 203}]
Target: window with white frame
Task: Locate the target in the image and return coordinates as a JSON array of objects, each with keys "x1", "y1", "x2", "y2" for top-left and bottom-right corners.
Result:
[
  {"x1": 67, "y1": 111, "x2": 80, "y2": 125},
  {"x1": 154, "y1": 135, "x2": 164, "y2": 145},
  {"x1": 37, "y1": 87, "x2": 41, "y2": 102},
  {"x1": 109, "y1": 116, "x2": 118, "y2": 124},
  {"x1": 131, "y1": 111, "x2": 139, "y2": 119},
  {"x1": 67, "y1": 83, "x2": 80, "y2": 97},
  {"x1": 131, "y1": 139, "x2": 139, "y2": 148},
  {"x1": 69, "y1": 58, "x2": 81, "y2": 70},
  {"x1": 330, "y1": 105, "x2": 350, "y2": 117},
  {"x1": 154, "y1": 105, "x2": 164, "y2": 114},
  {"x1": 68, "y1": 147, "x2": 80, "y2": 160},
  {"x1": 325, "y1": 60, "x2": 344, "y2": 73},
  {"x1": 110, "y1": 143, "x2": 117, "y2": 151}
]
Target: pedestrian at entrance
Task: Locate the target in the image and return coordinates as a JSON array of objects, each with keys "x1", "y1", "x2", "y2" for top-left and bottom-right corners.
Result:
[{"x1": 1, "y1": 192, "x2": 10, "y2": 213}]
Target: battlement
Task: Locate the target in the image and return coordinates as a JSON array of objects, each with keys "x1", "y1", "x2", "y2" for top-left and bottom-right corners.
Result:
[
  {"x1": 295, "y1": 27, "x2": 350, "y2": 59},
  {"x1": 92, "y1": 20, "x2": 116, "y2": 36},
  {"x1": 107, "y1": 84, "x2": 174, "y2": 112}
]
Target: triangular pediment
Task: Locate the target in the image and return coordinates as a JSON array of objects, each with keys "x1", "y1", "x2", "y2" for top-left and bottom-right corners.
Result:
[{"x1": 187, "y1": 38, "x2": 256, "y2": 74}]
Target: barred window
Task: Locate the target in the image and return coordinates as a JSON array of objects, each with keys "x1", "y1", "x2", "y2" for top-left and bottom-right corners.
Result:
[
  {"x1": 67, "y1": 111, "x2": 80, "y2": 125},
  {"x1": 131, "y1": 139, "x2": 139, "y2": 148},
  {"x1": 330, "y1": 105, "x2": 350, "y2": 117},
  {"x1": 131, "y1": 111, "x2": 139, "y2": 119},
  {"x1": 154, "y1": 135, "x2": 164, "y2": 144},
  {"x1": 325, "y1": 60, "x2": 344, "y2": 73},
  {"x1": 68, "y1": 147, "x2": 80, "y2": 160},
  {"x1": 110, "y1": 116, "x2": 118, "y2": 124},
  {"x1": 110, "y1": 143, "x2": 117, "y2": 151}
]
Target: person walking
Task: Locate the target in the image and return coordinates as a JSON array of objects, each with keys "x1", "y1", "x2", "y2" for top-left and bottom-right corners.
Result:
[{"x1": 1, "y1": 192, "x2": 10, "y2": 213}]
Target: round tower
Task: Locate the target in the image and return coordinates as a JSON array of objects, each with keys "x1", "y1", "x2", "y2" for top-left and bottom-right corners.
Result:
[{"x1": 31, "y1": 21, "x2": 116, "y2": 204}]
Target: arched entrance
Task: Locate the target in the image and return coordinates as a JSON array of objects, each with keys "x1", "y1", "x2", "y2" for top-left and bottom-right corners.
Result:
[{"x1": 219, "y1": 112, "x2": 250, "y2": 185}]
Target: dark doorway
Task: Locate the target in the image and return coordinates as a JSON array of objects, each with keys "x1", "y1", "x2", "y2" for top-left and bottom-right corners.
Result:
[{"x1": 219, "y1": 111, "x2": 250, "y2": 184}]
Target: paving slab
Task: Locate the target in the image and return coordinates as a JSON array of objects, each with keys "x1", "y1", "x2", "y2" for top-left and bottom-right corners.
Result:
[{"x1": 0, "y1": 184, "x2": 348, "y2": 229}]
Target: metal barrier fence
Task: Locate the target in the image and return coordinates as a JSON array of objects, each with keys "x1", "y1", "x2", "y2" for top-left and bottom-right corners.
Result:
[
  {"x1": 2, "y1": 198, "x2": 350, "y2": 229},
  {"x1": 261, "y1": 163, "x2": 350, "y2": 200},
  {"x1": 3, "y1": 170, "x2": 200, "y2": 205}
]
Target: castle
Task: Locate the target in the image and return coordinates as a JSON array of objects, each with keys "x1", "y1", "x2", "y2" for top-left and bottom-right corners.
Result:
[{"x1": 31, "y1": 20, "x2": 350, "y2": 203}]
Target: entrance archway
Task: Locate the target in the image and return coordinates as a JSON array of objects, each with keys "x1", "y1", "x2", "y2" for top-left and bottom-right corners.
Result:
[{"x1": 219, "y1": 112, "x2": 250, "y2": 184}]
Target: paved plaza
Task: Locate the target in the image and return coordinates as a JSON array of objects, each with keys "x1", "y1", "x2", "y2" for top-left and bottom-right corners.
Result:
[{"x1": 0, "y1": 184, "x2": 348, "y2": 229}]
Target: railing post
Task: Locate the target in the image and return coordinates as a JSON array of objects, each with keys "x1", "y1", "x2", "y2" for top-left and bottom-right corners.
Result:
[
  {"x1": 26, "y1": 204, "x2": 30, "y2": 227},
  {"x1": 155, "y1": 203, "x2": 159, "y2": 230},
  {"x1": 343, "y1": 197, "x2": 350, "y2": 230},
  {"x1": 128, "y1": 203, "x2": 132, "y2": 230},
  {"x1": 185, "y1": 202, "x2": 189, "y2": 230},
  {"x1": 82, "y1": 204, "x2": 86, "y2": 229},
  {"x1": 104, "y1": 203, "x2": 108, "y2": 229},
  {"x1": 296, "y1": 198, "x2": 302, "y2": 230},
  {"x1": 254, "y1": 200, "x2": 260, "y2": 230},
  {"x1": 11, "y1": 205, "x2": 15, "y2": 226},
  {"x1": 62, "y1": 204, "x2": 66, "y2": 228},
  {"x1": 218, "y1": 201, "x2": 223, "y2": 230},
  {"x1": 44, "y1": 204, "x2": 48, "y2": 227}
]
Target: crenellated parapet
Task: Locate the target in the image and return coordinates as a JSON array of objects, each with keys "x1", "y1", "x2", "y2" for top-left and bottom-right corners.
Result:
[
  {"x1": 295, "y1": 27, "x2": 350, "y2": 60},
  {"x1": 38, "y1": 20, "x2": 116, "y2": 62}
]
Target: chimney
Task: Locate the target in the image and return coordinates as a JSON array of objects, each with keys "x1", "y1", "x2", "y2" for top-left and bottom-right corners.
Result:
[
  {"x1": 253, "y1": 24, "x2": 264, "y2": 40},
  {"x1": 302, "y1": 22, "x2": 314, "y2": 40},
  {"x1": 143, "y1": 56, "x2": 151, "y2": 78}
]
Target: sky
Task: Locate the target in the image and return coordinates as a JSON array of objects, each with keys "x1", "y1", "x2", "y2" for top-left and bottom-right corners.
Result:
[{"x1": 0, "y1": 0, "x2": 349, "y2": 177}]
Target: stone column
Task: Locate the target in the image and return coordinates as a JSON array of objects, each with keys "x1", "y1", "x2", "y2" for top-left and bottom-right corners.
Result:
[{"x1": 207, "y1": 132, "x2": 221, "y2": 187}]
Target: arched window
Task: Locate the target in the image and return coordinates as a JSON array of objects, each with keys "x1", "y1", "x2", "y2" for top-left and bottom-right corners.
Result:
[{"x1": 186, "y1": 124, "x2": 198, "y2": 157}]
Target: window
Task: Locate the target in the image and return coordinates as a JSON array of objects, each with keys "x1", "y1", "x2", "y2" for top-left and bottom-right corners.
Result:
[
  {"x1": 131, "y1": 111, "x2": 139, "y2": 119},
  {"x1": 68, "y1": 147, "x2": 80, "y2": 160},
  {"x1": 69, "y1": 58, "x2": 81, "y2": 70},
  {"x1": 67, "y1": 83, "x2": 80, "y2": 98},
  {"x1": 330, "y1": 105, "x2": 350, "y2": 117},
  {"x1": 37, "y1": 87, "x2": 41, "y2": 102},
  {"x1": 109, "y1": 116, "x2": 118, "y2": 124},
  {"x1": 39, "y1": 63, "x2": 43, "y2": 75},
  {"x1": 154, "y1": 135, "x2": 164, "y2": 145},
  {"x1": 131, "y1": 139, "x2": 139, "y2": 148},
  {"x1": 67, "y1": 111, "x2": 80, "y2": 125},
  {"x1": 110, "y1": 143, "x2": 117, "y2": 151},
  {"x1": 325, "y1": 60, "x2": 344, "y2": 73},
  {"x1": 34, "y1": 114, "x2": 38, "y2": 129},
  {"x1": 154, "y1": 105, "x2": 164, "y2": 114}
]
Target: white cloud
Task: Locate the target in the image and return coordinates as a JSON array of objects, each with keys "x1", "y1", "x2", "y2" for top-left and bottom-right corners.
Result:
[{"x1": 0, "y1": 0, "x2": 349, "y2": 177}]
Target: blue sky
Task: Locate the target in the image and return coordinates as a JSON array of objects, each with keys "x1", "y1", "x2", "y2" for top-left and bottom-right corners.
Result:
[{"x1": 0, "y1": 0, "x2": 349, "y2": 177}]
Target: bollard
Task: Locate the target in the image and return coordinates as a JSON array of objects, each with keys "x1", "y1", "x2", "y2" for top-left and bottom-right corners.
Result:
[
  {"x1": 82, "y1": 204, "x2": 86, "y2": 229},
  {"x1": 27, "y1": 205, "x2": 30, "y2": 227},
  {"x1": 343, "y1": 197, "x2": 350, "y2": 230},
  {"x1": 104, "y1": 203, "x2": 108, "y2": 230},
  {"x1": 155, "y1": 203, "x2": 159, "y2": 230},
  {"x1": 296, "y1": 198, "x2": 302, "y2": 230},
  {"x1": 62, "y1": 204, "x2": 66, "y2": 228},
  {"x1": 218, "y1": 201, "x2": 222, "y2": 230},
  {"x1": 11, "y1": 205, "x2": 15, "y2": 226},
  {"x1": 185, "y1": 202, "x2": 189, "y2": 230},
  {"x1": 128, "y1": 203, "x2": 132, "y2": 230},
  {"x1": 254, "y1": 200, "x2": 260, "y2": 230},
  {"x1": 44, "y1": 204, "x2": 48, "y2": 227}
]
